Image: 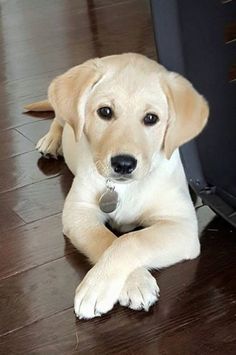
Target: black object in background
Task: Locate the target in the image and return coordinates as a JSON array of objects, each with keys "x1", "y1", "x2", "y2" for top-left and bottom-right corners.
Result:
[{"x1": 151, "y1": 0, "x2": 236, "y2": 227}]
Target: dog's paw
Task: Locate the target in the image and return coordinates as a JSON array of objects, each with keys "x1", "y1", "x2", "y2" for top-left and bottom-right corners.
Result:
[
  {"x1": 36, "y1": 132, "x2": 62, "y2": 159},
  {"x1": 74, "y1": 265, "x2": 125, "y2": 319},
  {"x1": 119, "y1": 268, "x2": 159, "y2": 311}
]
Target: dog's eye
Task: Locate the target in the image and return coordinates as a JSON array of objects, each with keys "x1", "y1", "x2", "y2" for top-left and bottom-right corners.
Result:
[
  {"x1": 143, "y1": 113, "x2": 159, "y2": 126},
  {"x1": 97, "y1": 107, "x2": 113, "y2": 120}
]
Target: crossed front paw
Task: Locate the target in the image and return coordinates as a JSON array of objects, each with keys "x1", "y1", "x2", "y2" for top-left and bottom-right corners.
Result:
[
  {"x1": 74, "y1": 266, "x2": 159, "y2": 319},
  {"x1": 119, "y1": 268, "x2": 159, "y2": 311},
  {"x1": 74, "y1": 266, "x2": 124, "y2": 319}
]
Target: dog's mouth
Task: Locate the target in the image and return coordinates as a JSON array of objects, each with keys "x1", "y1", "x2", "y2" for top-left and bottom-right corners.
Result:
[{"x1": 109, "y1": 174, "x2": 134, "y2": 183}]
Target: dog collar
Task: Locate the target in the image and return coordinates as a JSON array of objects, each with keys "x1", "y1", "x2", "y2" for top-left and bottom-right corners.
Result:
[{"x1": 99, "y1": 179, "x2": 119, "y2": 213}]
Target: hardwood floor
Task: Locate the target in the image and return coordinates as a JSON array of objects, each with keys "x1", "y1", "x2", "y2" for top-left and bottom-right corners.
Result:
[{"x1": 0, "y1": 0, "x2": 235, "y2": 353}]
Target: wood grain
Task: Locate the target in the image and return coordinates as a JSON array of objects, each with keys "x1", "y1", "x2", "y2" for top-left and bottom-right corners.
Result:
[
  {"x1": 0, "y1": 252, "x2": 89, "y2": 336},
  {"x1": 0, "y1": 220, "x2": 235, "y2": 353},
  {"x1": 16, "y1": 120, "x2": 52, "y2": 144},
  {"x1": 0, "y1": 169, "x2": 73, "y2": 223},
  {"x1": 0, "y1": 129, "x2": 34, "y2": 160},
  {"x1": 0, "y1": 206, "x2": 25, "y2": 233},
  {"x1": 0, "y1": 214, "x2": 75, "y2": 280},
  {"x1": 0, "y1": 151, "x2": 67, "y2": 193}
]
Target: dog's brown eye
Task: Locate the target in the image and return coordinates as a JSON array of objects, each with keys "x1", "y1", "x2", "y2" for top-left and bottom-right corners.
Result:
[
  {"x1": 143, "y1": 113, "x2": 159, "y2": 126},
  {"x1": 97, "y1": 107, "x2": 113, "y2": 120}
]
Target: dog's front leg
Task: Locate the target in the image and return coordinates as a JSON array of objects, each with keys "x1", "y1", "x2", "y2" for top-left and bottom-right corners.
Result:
[
  {"x1": 63, "y1": 182, "x2": 126, "y2": 319},
  {"x1": 63, "y1": 183, "x2": 157, "y2": 318},
  {"x1": 63, "y1": 203, "x2": 116, "y2": 265},
  {"x1": 63, "y1": 192, "x2": 160, "y2": 318},
  {"x1": 63, "y1": 205, "x2": 129, "y2": 319},
  {"x1": 72, "y1": 218, "x2": 200, "y2": 319}
]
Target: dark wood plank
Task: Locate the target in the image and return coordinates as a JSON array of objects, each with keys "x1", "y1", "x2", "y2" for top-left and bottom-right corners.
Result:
[
  {"x1": 0, "y1": 252, "x2": 90, "y2": 336},
  {"x1": 16, "y1": 119, "x2": 52, "y2": 144},
  {"x1": 0, "y1": 214, "x2": 76, "y2": 280},
  {"x1": 0, "y1": 0, "x2": 155, "y2": 83},
  {"x1": 0, "y1": 0, "x2": 120, "y2": 17},
  {"x1": 0, "y1": 151, "x2": 67, "y2": 193},
  {"x1": 0, "y1": 221, "x2": 235, "y2": 353},
  {"x1": 0, "y1": 73, "x2": 56, "y2": 106},
  {"x1": 0, "y1": 129, "x2": 34, "y2": 160},
  {"x1": 0, "y1": 168, "x2": 73, "y2": 223},
  {"x1": 0, "y1": 206, "x2": 25, "y2": 233},
  {"x1": 0, "y1": 104, "x2": 41, "y2": 131}
]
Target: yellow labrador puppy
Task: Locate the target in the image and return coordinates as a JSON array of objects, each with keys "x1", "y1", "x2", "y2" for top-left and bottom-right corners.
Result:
[{"x1": 25, "y1": 53, "x2": 209, "y2": 319}]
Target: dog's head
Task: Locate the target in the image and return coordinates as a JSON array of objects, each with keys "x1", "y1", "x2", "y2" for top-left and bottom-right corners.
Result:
[{"x1": 49, "y1": 53, "x2": 209, "y2": 182}]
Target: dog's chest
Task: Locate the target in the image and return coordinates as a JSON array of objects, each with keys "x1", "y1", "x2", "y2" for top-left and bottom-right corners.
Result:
[{"x1": 107, "y1": 182, "x2": 146, "y2": 228}]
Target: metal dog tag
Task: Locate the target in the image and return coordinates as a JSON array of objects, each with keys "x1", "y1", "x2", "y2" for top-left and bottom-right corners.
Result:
[
  {"x1": 99, "y1": 189, "x2": 118, "y2": 213},
  {"x1": 99, "y1": 180, "x2": 119, "y2": 213}
]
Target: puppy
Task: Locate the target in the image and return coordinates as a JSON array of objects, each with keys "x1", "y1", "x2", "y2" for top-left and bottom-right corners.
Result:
[{"x1": 25, "y1": 53, "x2": 209, "y2": 319}]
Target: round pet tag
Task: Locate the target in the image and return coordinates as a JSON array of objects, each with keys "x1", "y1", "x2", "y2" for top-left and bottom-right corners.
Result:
[{"x1": 99, "y1": 189, "x2": 119, "y2": 213}]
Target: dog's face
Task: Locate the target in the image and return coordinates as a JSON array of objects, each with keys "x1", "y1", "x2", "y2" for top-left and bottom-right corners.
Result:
[
  {"x1": 84, "y1": 68, "x2": 169, "y2": 181},
  {"x1": 49, "y1": 53, "x2": 209, "y2": 181}
]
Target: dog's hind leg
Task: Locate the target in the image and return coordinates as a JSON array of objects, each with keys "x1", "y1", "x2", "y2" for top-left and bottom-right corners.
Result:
[
  {"x1": 36, "y1": 117, "x2": 64, "y2": 158},
  {"x1": 24, "y1": 100, "x2": 64, "y2": 158}
]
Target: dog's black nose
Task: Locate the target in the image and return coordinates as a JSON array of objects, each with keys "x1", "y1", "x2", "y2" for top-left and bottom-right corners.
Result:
[{"x1": 111, "y1": 155, "x2": 137, "y2": 175}]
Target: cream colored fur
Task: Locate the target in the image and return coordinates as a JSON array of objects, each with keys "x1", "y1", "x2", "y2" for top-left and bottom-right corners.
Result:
[{"x1": 25, "y1": 53, "x2": 209, "y2": 319}]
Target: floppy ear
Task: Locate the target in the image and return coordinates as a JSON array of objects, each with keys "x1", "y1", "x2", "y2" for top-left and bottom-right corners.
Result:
[
  {"x1": 48, "y1": 59, "x2": 102, "y2": 141},
  {"x1": 162, "y1": 72, "x2": 209, "y2": 159}
]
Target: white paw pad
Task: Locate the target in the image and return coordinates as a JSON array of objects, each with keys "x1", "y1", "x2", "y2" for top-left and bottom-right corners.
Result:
[{"x1": 119, "y1": 268, "x2": 159, "y2": 311}]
